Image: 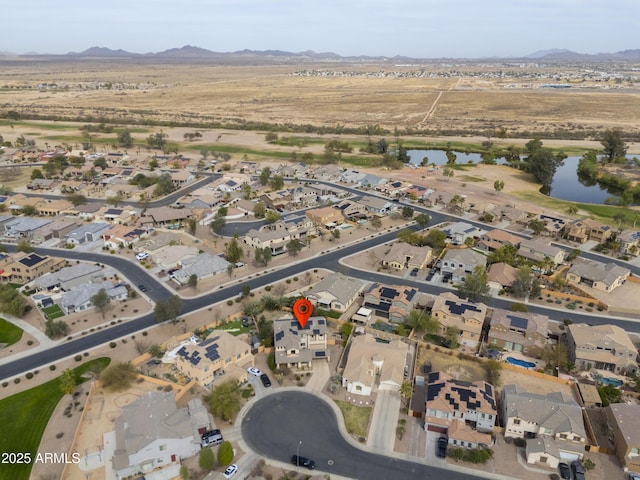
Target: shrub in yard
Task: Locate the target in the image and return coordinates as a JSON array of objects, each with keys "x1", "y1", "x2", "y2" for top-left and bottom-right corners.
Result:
[
  {"x1": 26, "y1": 372, "x2": 33, "y2": 380},
  {"x1": 227, "y1": 300, "x2": 234, "y2": 306},
  {"x1": 50, "y1": 365, "x2": 56, "y2": 371},
  {"x1": 448, "y1": 447, "x2": 464, "y2": 461},
  {"x1": 74, "y1": 355, "x2": 82, "y2": 362},
  {"x1": 513, "y1": 438, "x2": 526, "y2": 448},
  {"x1": 109, "y1": 342, "x2": 117, "y2": 348},
  {"x1": 217, "y1": 441, "x2": 234, "y2": 467}
]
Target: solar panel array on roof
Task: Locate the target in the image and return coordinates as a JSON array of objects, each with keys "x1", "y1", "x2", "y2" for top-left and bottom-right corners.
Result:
[
  {"x1": 405, "y1": 289, "x2": 416, "y2": 301},
  {"x1": 317, "y1": 319, "x2": 325, "y2": 325},
  {"x1": 19, "y1": 254, "x2": 45, "y2": 267},
  {"x1": 204, "y1": 343, "x2": 220, "y2": 361},
  {"x1": 313, "y1": 329, "x2": 320, "y2": 335},
  {"x1": 275, "y1": 331, "x2": 285, "y2": 342},
  {"x1": 444, "y1": 300, "x2": 481, "y2": 316},
  {"x1": 379, "y1": 287, "x2": 399, "y2": 300},
  {"x1": 314, "y1": 351, "x2": 326, "y2": 357},
  {"x1": 508, "y1": 315, "x2": 529, "y2": 330}
]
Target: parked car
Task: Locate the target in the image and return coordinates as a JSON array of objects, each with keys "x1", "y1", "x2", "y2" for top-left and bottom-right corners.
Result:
[
  {"x1": 135, "y1": 252, "x2": 149, "y2": 261},
  {"x1": 201, "y1": 429, "x2": 223, "y2": 447},
  {"x1": 138, "y1": 284, "x2": 147, "y2": 292},
  {"x1": 260, "y1": 373, "x2": 272, "y2": 387},
  {"x1": 291, "y1": 455, "x2": 316, "y2": 469},
  {"x1": 629, "y1": 473, "x2": 640, "y2": 480},
  {"x1": 437, "y1": 437, "x2": 448, "y2": 458},
  {"x1": 223, "y1": 464, "x2": 238, "y2": 478},
  {"x1": 410, "y1": 268, "x2": 419, "y2": 277},
  {"x1": 571, "y1": 460, "x2": 585, "y2": 480},
  {"x1": 247, "y1": 367, "x2": 261, "y2": 377},
  {"x1": 558, "y1": 462, "x2": 570, "y2": 480}
]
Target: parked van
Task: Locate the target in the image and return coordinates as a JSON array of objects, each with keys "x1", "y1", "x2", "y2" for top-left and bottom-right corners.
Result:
[
  {"x1": 201, "y1": 429, "x2": 223, "y2": 447},
  {"x1": 135, "y1": 252, "x2": 149, "y2": 261}
]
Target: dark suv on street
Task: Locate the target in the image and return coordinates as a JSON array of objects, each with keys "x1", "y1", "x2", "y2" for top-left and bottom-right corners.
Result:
[{"x1": 291, "y1": 455, "x2": 316, "y2": 469}]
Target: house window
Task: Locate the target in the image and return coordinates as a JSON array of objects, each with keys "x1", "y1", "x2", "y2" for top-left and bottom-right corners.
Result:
[
  {"x1": 481, "y1": 413, "x2": 485, "y2": 419},
  {"x1": 513, "y1": 419, "x2": 521, "y2": 425},
  {"x1": 540, "y1": 456, "x2": 548, "y2": 464},
  {"x1": 159, "y1": 444, "x2": 167, "y2": 451},
  {"x1": 559, "y1": 434, "x2": 567, "y2": 439}
]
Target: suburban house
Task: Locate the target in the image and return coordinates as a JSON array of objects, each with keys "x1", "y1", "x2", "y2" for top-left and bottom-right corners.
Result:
[
  {"x1": 305, "y1": 272, "x2": 365, "y2": 313},
  {"x1": 618, "y1": 230, "x2": 640, "y2": 257},
  {"x1": 488, "y1": 309, "x2": 549, "y2": 358},
  {"x1": 140, "y1": 206, "x2": 194, "y2": 226},
  {"x1": 604, "y1": 403, "x2": 640, "y2": 472},
  {"x1": 334, "y1": 199, "x2": 368, "y2": 221},
  {"x1": 443, "y1": 222, "x2": 486, "y2": 245},
  {"x1": 111, "y1": 392, "x2": 206, "y2": 479},
  {"x1": 243, "y1": 219, "x2": 315, "y2": 255},
  {"x1": 32, "y1": 219, "x2": 78, "y2": 244},
  {"x1": 502, "y1": 384, "x2": 586, "y2": 467},
  {"x1": 477, "y1": 229, "x2": 522, "y2": 253},
  {"x1": 3, "y1": 217, "x2": 52, "y2": 239},
  {"x1": 305, "y1": 206, "x2": 346, "y2": 230},
  {"x1": 101, "y1": 225, "x2": 150, "y2": 250},
  {"x1": 174, "y1": 331, "x2": 254, "y2": 388},
  {"x1": 37, "y1": 198, "x2": 74, "y2": 216},
  {"x1": 172, "y1": 253, "x2": 232, "y2": 285},
  {"x1": 566, "y1": 323, "x2": 639, "y2": 374},
  {"x1": 381, "y1": 242, "x2": 432, "y2": 271},
  {"x1": 359, "y1": 174, "x2": 387, "y2": 189},
  {"x1": 274, "y1": 317, "x2": 329, "y2": 369},
  {"x1": 60, "y1": 281, "x2": 128, "y2": 314},
  {"x1": 517, "y1": 238, "x2": 565, "y2": 266},
  {"x1": 440, "y1": 248, "x2": 487, "y2": 283},
  {"x1": 564, "y1": 218, "x2": 613, "y2": 244},
  {"x1": 363, "y1": 283, "x2": 424, "y2": 324},
  {"x1": 566, "y1": 259, "x2": 630, "y2": 293},
  {"x1": 31, "y1": 263, "x2": 106, "y2": 291},
  {"x1": 339, "y1": 169, "x2": 367, "y2": 184},
  {"x1": 356, "y1": 196, "x2": 396, "y2": 215},
  {"x1": 487, "y1": 262, "x2": 518, "y2": 291},
  {"x1": 0, "y1": 252, "x2": 66, "y2": 284},
  {"x1": 65, "y1": 222, "x2": 111, "y2": 245},
  {"x1": 151, "y1": 245, "x2": 200, "y2": 270},
  {"x1": 424, "y1": 371, "x2": 496, "y2": 447},
  {"x1": 430, "y1": 292, "x2": 486, "y2": 349},
  {"x1": 217, "y1": 179, "x2": 242, "y2": 192},
  {"x1": 342, "y1": 334, "x2": 408, "y2": 396}
]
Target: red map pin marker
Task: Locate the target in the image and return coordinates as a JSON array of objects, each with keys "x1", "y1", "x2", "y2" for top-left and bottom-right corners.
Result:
[{"x1": 293, "y1": 298, "x2": 313, "y2": 329}]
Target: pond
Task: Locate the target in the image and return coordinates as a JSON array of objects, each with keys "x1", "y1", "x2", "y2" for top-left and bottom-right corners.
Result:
[{"x1": 406, "y1": 149, "x2": 626, "y2": 205}]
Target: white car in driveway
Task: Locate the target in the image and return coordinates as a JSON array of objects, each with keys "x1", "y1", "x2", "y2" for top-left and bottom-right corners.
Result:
[
  {"x1": 223, "y1": 464, "x2": 238, "y2": 478},
  {"x1": 247, "y1": 367, "x2": 262, "y2": 377}
]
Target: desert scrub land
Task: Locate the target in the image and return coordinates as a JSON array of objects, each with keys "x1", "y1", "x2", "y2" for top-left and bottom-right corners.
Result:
[{"x1": 1, "y1": 61, "x2": 640, "y2": 137}]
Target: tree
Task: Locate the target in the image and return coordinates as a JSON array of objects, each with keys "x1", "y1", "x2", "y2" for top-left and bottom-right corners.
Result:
[
  {"x1": 264, "y1": 210, "x2": 281, "y2": 224},
  {"x1": 254, "y1": 247, "x2": 272, "y2": 267},
  {"x1": 90, "y1": 288, "x2": 111, "y2": 319},
  {"x1": 613, "y1": 212, "x2": 627, "y2": 229},
  {"x1": 225, "y1": 235, "x2": 243, "y2": 264},
  {"x1": 493, "y1": 180, "x2": 504, "y2": 195},
  {"x1": 217, "y1": 440, "x2": 234, "y2": 466},
  {"x1": 511, "y1": 266, "x2": 533, "y2": 298},
  {"x1": 405, "y1": 309, "x2": 438, "y2": 335},
  {"x1": 188, "y1": 274, "x2": 198, "y2": 290},
  {"x1": 146, "y1": 131, "x2": 168, "y2": 150},
  {"x1": 399, "y1": 381, "x2": 413, "y2": 406},
  {"x1": 541, "y1": 343, "x2": 569, "y2": 373},
  {"x1": 442, "y1": 167, "x2": 454, "y2": 181},
  {"x1": 286, "y1": 239, "x2": 303, "y2": 257},
  {"x1": 414, "y1": 213, "x2": 431, "y2": 229},
  {"x1": 210, "y1": 216, "x2": 226, "y2": 236},
  {"x1": 105, "y1": 194, "x2": 124, "y2": 207},
  {"x1": 205, "y1": 381, "x2": 242, "y2": 422},
  {"x1": 100, "y1": 362, "x2": 138, "y2": 391},
  {"x1": 522, "y1": 139, "x2": 565, "y2": 186},
  {"x1": 259, "y1": 167, "x2": 271, "y2": 186},
  {"x1": 186, "y1": 218, "x2": 197, "y2": 236},
  {"x1": 528, "y1": 218, "x2": 545, "y2": 236},
  {"x1": 21, "y1": 204, "x2": 38, "y2": 216},
  {"x1": 199, "y1": 447, "x2": 215, "y2": 471},
  {"x1": 566, "y1": 205, "x2": 578, "y2": 215},
  {"x1": 486, "y1": 360, "x2": 502, "y2": 387},
  {"x1": 154, "y1": 295, "x2": 183, "y2": 324},
  {"x1": 17, "y1": 239, "x2": 33, "y2": 253},
  {"x1": 331, "y1": 229, "x2": 341, "y2": 241},
  {"x1": 117, "y1": 129, "x2": 134, "y2": 148},
  {"x1": 45, "y1": 318, "x2": 68, "y2": 338},
  {"x1": 401, "y1": 206, "x2": 414, "y2": 219},
  {"x1": 445, "y1": 150, "x2": 457, "y2": 164},
  {"x1": 269, "y1": 175, "x2": 284, "y2": 190},
  {"x1": 243, "y1": 300, "x2": 263, "y2": 324},
  {"x1": 66, "y1": 193, "x2": 87, "y2": 206},
  {"x1": 59, "y1": 368, "x2": 76, "y2": 400},
  {"x1": 31, "y1": 168, "x2": 44, "y2": 180},
  {"x1": 93, "y1": 157, "x2": 108, "y2": 170},
  {"x1": 253, "y1": 202, "x2": 266, "y2": 218},
  {"x1": 370, "y1": 216, "x2": 382, "y2": 230},
  {"x1": 456, "y1": 265, "x2": 489, "y2": 302},
  {"x1": 445, "y1": 326, "x2": 460, "y2": 348},
  {"x1": 600, "y1": 128, "x2": 627, "y2": 163}
]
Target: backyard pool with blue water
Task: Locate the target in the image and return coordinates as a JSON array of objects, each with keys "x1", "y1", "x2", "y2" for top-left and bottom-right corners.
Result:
[{"x1": 506, "y1": 357, "x2": 536, "y2": 369}]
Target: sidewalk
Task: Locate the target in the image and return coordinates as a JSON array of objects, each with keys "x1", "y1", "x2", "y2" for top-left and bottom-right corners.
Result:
[{"x1": 2, "y1": 312, "x2": 55, "y2": 347}]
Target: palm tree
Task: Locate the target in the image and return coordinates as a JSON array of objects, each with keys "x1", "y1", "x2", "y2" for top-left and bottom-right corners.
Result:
[
  {"x1": 399, "y1": 381, "x2": 413, "y2": 406},
  {"x1": 405, "y1": 310, "x2": 438, "y2": 336}
]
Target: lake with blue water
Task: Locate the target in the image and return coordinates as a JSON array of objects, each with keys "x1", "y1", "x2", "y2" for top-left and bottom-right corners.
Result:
[{"x1": 406, "y1": 149, "x2": 623, "y2": 205}]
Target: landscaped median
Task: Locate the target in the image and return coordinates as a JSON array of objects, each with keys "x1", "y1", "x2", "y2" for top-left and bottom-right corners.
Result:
[
  {"x1": 0, "y1": 317, "x2": 23, "y2": 346},
  {"x1": 0, "y1": 357, "x2": 111, "y2": 480}
]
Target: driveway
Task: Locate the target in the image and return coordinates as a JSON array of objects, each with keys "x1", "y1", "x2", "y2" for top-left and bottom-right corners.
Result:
[
  {"x1": 306, "y1": 359, "x2": 330, "y2": 392},
  {"x1": 367, "y1": 389, "x2": 401, "y2": 452}
]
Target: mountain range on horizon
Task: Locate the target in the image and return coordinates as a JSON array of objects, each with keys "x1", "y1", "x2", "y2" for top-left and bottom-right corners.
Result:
[{"x1": 3, "y1": 45, "x2": 640, "y2": 63}]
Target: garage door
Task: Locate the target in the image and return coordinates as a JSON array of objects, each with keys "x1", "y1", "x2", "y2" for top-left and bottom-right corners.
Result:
[
  {"x1": 559, "y1": 451, "x2": 581, "y2": 462},
  {"x1": 427, "y1": 424, "x2": 448, "y2": 434}
]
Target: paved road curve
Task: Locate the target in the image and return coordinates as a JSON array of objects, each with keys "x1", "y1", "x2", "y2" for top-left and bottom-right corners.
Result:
[{"x1": 241, "y1": 390, "x2": 485, "y2": 480}]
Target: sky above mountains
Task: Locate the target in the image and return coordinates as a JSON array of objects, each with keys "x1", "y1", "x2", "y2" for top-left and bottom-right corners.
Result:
[{"x1": 5, "y1": 0, "x2": 639, "y2": 58}]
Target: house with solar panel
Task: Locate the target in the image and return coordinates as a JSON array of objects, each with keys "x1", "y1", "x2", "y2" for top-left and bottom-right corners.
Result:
[
  {"x1": 440, "y1": 248, "x2": 487, "y2": 283},
  {"x1": 363, "y1": 283, "x2": 425, "y2": 324},
  {"x1": 274, "y1": 317, "x2": 329, "y2": 369},
  {"x1": 430, "y1": 292, "x2": 487, "y2": 349},
  {"x1": 488, "y1": 309, "x2": 549, "y2": 358},
  {"x1": 424, "y1": 371, "x2": 496, "y2": 448},
  {"x1": 174, "y1": 331, "x2": 254, "y2": 388}
]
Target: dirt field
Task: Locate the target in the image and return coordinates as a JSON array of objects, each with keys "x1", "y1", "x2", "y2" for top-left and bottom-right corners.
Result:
[{"x1": 1, "y1": 61, "x2": 640, "y2": 136}]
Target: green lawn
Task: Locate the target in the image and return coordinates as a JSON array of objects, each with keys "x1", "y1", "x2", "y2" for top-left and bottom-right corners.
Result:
[
  {"x1": 42, "y1": 304, "x2": 64, "y2": 320},
  {"x1": 0, "y1": 318, "x2": 23, "y2": 346},
  {"x1": 214, "y1": 319, "x2": 251, "y2": 336},
  {"x1": 334, "y1": 400, "x2": 372, "y2": 438},
  {"x1": 0, "y1": 357, "x2": 111, "y2": 480}
]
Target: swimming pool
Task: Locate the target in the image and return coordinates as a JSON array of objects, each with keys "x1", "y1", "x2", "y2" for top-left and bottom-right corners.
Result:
[
  {"x1": 593, "y1": 373, "x2": 623, "y2": 387},
  {"x1": 506, "y1": 357, "x2": 536, "y2": 369}
]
